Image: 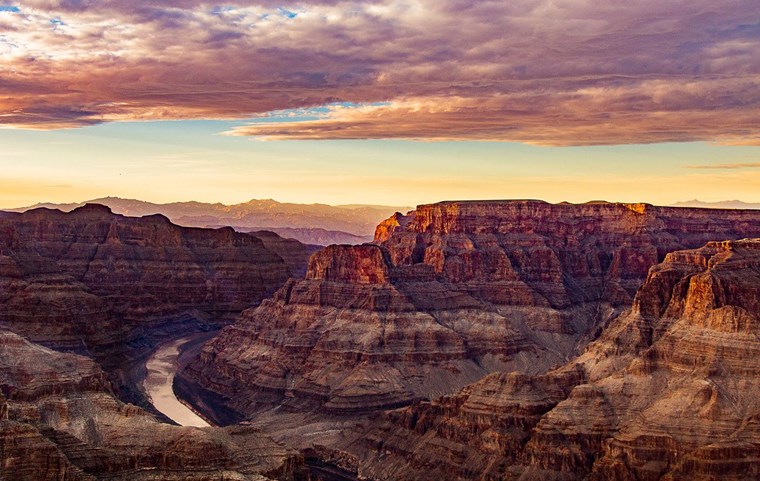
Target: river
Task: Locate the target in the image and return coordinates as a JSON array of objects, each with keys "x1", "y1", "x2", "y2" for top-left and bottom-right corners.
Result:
[
  {"x1": 142, "y1": 332, "x2": 363, "y2": 480},
  {"x1": 142, "y1": 335, "x2": 211, "y2": 427}
]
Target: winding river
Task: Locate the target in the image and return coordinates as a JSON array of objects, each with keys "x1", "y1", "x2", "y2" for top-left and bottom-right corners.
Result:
[{"x1": 142, "y1": 335, "x2": 211, "y2": 427}]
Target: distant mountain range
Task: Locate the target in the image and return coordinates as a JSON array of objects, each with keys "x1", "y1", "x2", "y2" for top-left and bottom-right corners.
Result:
[
  {"x1": 8, "y1": 197, "x2": 411, "y2": 245},
  {"x1": 672, "y1": 199, "x2": 760, "y2": 209}
]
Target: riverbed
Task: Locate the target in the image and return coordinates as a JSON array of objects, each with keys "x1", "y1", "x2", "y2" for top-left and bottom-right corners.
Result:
[{"x1": 143, "y1": 335, "x2": 212, "y2": 427}]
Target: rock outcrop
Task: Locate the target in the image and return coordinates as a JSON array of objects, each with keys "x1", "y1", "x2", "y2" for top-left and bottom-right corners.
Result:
[
  {"x1": 0, "y1": 329, "x2": 306, "y2": 481},
  {"x1": 0, "y1": 204, "x2": 296, "y2": 350},
  {"x1": 249, "y1": 230, "x2": 322, "y2": 277},
  {"x1": 0, "y1": 204, "x2": 309, "y2": 408},
  {"x1": 183, "y1": 201, "x2": 760, "y2": 437},
  {"x1": 348, "y1": 238, "x2": 760, "y2": 481}
]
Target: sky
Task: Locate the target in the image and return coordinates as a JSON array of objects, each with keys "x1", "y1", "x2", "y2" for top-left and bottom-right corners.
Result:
[{"x1": 1, "y1": 0, "x2": 759, "y2": 208}]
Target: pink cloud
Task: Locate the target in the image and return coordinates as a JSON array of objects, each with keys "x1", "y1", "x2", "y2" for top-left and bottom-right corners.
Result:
[{"x1": 1, "y1": 0, "x2": 759, "y2": 145}]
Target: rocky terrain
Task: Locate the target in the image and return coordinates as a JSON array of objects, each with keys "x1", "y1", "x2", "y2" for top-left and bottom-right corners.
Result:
[
  {"x1": 0, "y1": 329, "x2": 306, "y2": 481},
  {"x1": 0, "y1": 204, "x2": 313, "y2": 408},
  {"x1": 247, "y1": 227, "x2": 371, "y2": 247},
  {"x1": 0, "y1": 204, "x2": 298, "y2": 349},
  {"x1": 182, "y1": 201, "x2": 760, "y2": 445},
  {"x1": 341, "y1": 237, "x2": 760, "y2": 481},
  {"x1": 4, "y1": 199, "x2": 760, "y2": 481},
  {"x1": 247, "y1": 230, "x2": 321, "y2": 278},
  {"x1": 10, "y1": 197, "x2": 408, "y2": 245}
]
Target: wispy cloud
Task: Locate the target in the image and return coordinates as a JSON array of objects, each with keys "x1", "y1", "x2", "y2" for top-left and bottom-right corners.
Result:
[
  {"x1": 686, "y1": 162, "x2": 760, "y2": 170},
  {"x1": 0, "y1": 1, "x2": 759, "y2": 145}
]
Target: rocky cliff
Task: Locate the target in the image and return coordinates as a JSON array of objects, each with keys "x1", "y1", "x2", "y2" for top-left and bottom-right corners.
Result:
[
  {"x1": 248, "y1": 230, "x2": 322, "y2": 277},
  {"x1": 0, "y1": 204, "x2": 294, "y2": 350},
  {"x1": 347, "y1": 238, "x2": 760, "y2": 481},
  {"x1": 0, "y1": 329, "x2": 306, "y2": 481},
  {"x1": 183, "y1": 201, "x2": 760, "y2": 441},
  {"x1": 0, "y1": 204, "x2": 309, "y2": 409}
]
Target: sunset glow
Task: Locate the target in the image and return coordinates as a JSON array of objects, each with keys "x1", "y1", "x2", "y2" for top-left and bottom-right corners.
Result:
[{"x1": 1, "y1": 1, "x2": 759, "y2": 206}]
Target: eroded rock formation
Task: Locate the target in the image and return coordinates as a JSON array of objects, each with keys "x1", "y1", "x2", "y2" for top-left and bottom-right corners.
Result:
[
  {"x1": 249, "y1": 230, "x2": 322, "y2": 278},
  {"x1": 183, "y1": 201, "x2": 760, "y2": 434},
  {"x1": 348, "y1": 238, "x2": 760, "y2": 481},
  {"x1": 0, "y1": 329, "x2": 305, "y2": 481},
  {"x1": 0, "y1": 204, "x2": 297, "y2": 350},
  {"x1": 0, "y1": 204, "x2": 309, "y2": 408}
]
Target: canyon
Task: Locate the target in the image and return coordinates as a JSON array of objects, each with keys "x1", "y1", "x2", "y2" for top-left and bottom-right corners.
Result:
[
  {"x1": 0, "y1": 204, "x2": 313, "y2": 407},
  {"x1": 2, "y1": 200, "x2": 760, "y2": 480},
  {"x1": 0, "y1": 329, "x2": 306, "y2": 481},
  {"x1": 183, "y1": 201, "x2": 760, "y2": 428},
  {"x1": 346, "y1": 237, "x2": 760, "y2": 480}
]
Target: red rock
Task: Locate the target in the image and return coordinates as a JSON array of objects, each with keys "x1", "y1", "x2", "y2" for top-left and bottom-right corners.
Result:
[
  {"x1": 0, "y1": 204, "x2": 296, "y2": 349},
  {"x1": 183, "y1": 201, "x2": 760, "y2": 443},
  {"x1": 0, "y1": 329, "x2": 306, "y2": 481},
  {"x1": 351, "y1": 238, "x2": 760, "y2": 480}
]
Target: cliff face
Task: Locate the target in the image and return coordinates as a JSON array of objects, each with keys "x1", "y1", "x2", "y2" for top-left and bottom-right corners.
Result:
[
  {"x1": 0, "y1": 204, "x2": 294, "y2": 350},
  {"x1": 0, "y1": 329, "x2": 305, "y2": 481},
  {"x1": 351, "y1": 238, "x2": 760, "y2": 481},
  {"x1": 248, "y1": 230, "x2": 322, "y2": 278},
  {"x1": 184, "y1": 201, "x2": 760, "y2": 434}
]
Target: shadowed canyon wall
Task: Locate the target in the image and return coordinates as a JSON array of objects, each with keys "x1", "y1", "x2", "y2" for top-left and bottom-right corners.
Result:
[{"x1": 183, "y1": 201, "x2": 760, "y2": 437}]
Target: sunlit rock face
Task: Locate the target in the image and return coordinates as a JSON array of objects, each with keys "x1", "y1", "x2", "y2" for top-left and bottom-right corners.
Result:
[
  {"x1": 0, "y1": 204, "x2": 295, "y2": 351},
  {"x1": 0, "y1": 329, "x2": 305, "y2": 481},
  {"x1": 184, "y1": 201, "x2": 760, "y2": 424},
  {"x1": 351, "y1": 238, "x2": 760, "y2": 481}
]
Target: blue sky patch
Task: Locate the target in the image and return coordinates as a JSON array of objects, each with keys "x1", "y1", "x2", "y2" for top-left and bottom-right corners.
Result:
[
  {"x1": 277, "y1": 7, "x2": 298, "y2": 19},
  {"x1": 0, "y1": 5, "x2": 19, "y2": 12},
  {"x1": 210, "y1": 6, "x2": 235, "y2": 16}
]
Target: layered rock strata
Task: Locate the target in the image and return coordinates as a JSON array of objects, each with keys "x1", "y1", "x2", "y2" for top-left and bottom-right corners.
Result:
[
  {"x1": 249, "y1": 230, "x2": 321, "y2": 278},
  {"x1": 0, "y1": 204, "x2": 299, "y2": 350},
  {"x1": 185, "y1": 201, "x2": 760, "y2": 424},
  {"x1": 0, "y1": 330, "x2": 304, "y2": 481},
  {"x1": 0, "y1": 329, "x2": 305, "y2": 481},
  {"x1": 349, "y1": 238, "x2": 760, "y2": 481},
  {"x1": 0, "y1": 204, "x2": 303, "y2": 407}
]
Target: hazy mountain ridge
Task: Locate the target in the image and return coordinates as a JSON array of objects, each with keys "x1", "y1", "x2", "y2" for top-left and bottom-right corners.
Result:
[
  {"x1": 9, "y1": 197, "x2": 410, "y2": 245},
  {"x1": 673, "y1": 199, "x2": 760, "y2": 209}
]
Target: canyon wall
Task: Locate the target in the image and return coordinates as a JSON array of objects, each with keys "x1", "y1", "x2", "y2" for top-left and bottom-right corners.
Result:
[
  {"x1": 0, "y1": 204, "x2": 297, "y2": 350},
  {"x1": 0, "y1": 329, "x2": 306, "y2": 481},
  {"x1": 0, "y1": 204, "x2": 314, "y2": 408},
  {"x1": 184, "y1": 201, "x2": 760, "y2": 437},
  {"x1": 349, "y1": 238, "x2": 760, "y2": 480}
]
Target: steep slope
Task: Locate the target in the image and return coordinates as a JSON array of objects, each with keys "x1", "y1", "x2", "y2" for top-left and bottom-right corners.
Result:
[
  {"x1": 0, "y1": 204, "x2": 310, "y2": 408},
  {"x1": 248, "y1": 230, "x2": 322, "y2": 277},
  {"x1": 350, "y1": 238, "x2": 760, "y2": 481},
  {"x1": 183, "y1": 201, "x2": 760, "y2": 440},
  {"x1": 0, "y1": 204, "x2": 293, "y2": 350},
  {"x1": 0, "y1": 329, "x2": 305, "y2": 481}
]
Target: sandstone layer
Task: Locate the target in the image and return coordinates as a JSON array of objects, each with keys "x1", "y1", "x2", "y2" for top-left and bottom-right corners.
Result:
[
  {"x1": 347, "y1": 238, "x2": 760, "y2": 481},
  {"x1": 184, "y1": 201, "x2": 760, "y2": 428},
  {"x1": 0, "y1": 204, "x2": 295, "y2": 351},
  {"x1": 248, "y1": 230, "x2": 321, "y2": 278},
  {"x1": 0, "y1": 204, "x2": 309, "y2": 408},
  {"x1": 0, "y1": 329, "x2": 306, "y2": 481}
]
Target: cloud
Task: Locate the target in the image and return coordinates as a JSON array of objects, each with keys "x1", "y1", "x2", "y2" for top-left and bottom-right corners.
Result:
[{"x1": 1, "y1": 0, "x2": 759, "y2": 145}]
